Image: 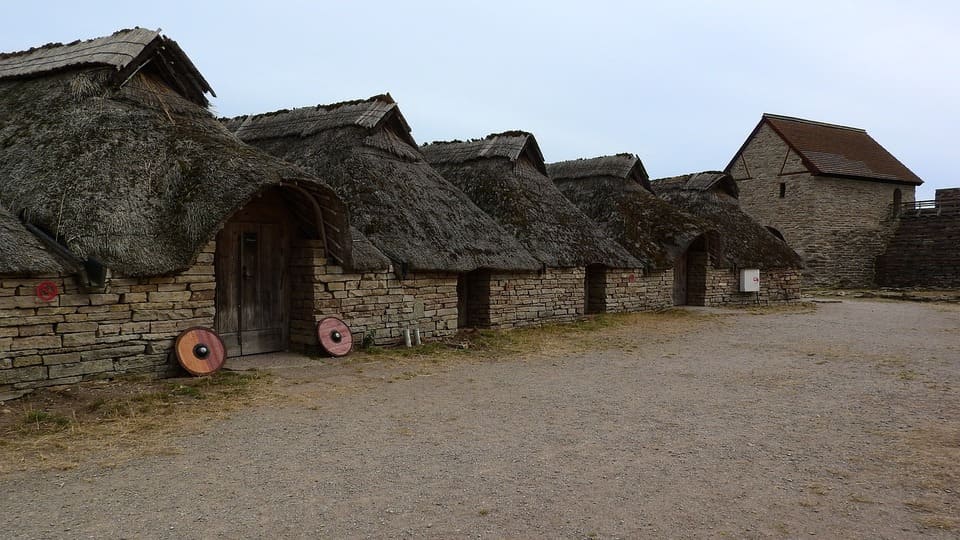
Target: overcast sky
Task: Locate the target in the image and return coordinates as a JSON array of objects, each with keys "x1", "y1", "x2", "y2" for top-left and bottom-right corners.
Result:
[{"x1": 3, "y1": 1, "x2": 958, "y2": 198}]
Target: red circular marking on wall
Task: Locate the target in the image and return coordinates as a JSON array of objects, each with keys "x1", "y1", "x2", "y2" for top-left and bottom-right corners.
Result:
[
  {"x1": 628, "y1": 274, "x2": 636, "y2": 283},
  {"x1": 35, "y1": 281, "x2": 59, "y2": 302}
]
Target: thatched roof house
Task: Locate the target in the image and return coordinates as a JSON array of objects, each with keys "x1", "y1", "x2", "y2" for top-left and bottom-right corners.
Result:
[
  {"x1": 222, "y1": 95, "x2": 539, "y2": 273},
  {"x1": 651, "y1": 172, "x2": 802, "y2": 269},
  {"x1": 421, "y1": 132, "x2": 641, "y2": 269},
  {"x1": 0, "y1": 28, "x2": 383, "y2": 277},
  {"x1": 547, "y1": 154, "x2": 707, "y2": 271}
]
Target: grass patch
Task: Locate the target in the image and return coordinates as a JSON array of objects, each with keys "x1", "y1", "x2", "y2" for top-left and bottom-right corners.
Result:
[{"x1": 0, "y1": 371, "x2": 272, "y2": 474}]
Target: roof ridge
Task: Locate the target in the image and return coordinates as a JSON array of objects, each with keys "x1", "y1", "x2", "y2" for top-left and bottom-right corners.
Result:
[
  {"x1": 763, "y1": 113, "x2": 866, "y2": 133},
  {"x1": 0, "y1": 27, "x2": 157, "y2": 61}
]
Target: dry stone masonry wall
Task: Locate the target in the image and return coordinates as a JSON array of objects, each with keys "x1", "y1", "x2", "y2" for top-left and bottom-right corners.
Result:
[
  {"x1": 288, "y1": 240, "x2": 457, "y2": 348},
  {"x1": 602, "y1": 268, "x2": 674, "y2": 312},
  {"x1": 0, "y1": 242, "x2": 216, "y2": 392}
]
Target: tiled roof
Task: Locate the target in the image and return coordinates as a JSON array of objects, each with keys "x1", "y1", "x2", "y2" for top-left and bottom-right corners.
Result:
[{"x1": 759, "y1": 114, "x2": 922, "y2": 185}]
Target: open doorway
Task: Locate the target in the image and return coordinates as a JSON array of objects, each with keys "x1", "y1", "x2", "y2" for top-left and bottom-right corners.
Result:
[
  {"x1": 674, "y1": 235, "x2": 708, "y2": 306},
  {"x1": 585, "y1": 264, "x2": 606, "y2": 314},
  {"x1": 457, "y1": 270, "x2": 490, "y2": 328}
]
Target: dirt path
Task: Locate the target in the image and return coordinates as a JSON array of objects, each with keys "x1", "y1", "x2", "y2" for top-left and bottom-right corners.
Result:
[{"x1": 2, "y1": 300, "x2": 958, "y2": 538}]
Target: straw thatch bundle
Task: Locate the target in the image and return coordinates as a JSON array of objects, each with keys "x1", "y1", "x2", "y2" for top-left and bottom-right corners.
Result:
[
  {"x1": 548, "y1": 154, "x2": 708, "y2": 270},
  {"x1": 651, "y1": 172, "x2": 803, "y2": 269},
  {"x1": 224, "y1": 96, "x2": 539, "y2": 272},
  {"x1": 421, "y1": 132, "x2": 642, "y2": 269}
]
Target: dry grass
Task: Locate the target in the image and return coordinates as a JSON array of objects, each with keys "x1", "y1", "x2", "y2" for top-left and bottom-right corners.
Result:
[{"x1": 0, "y1": 371, "x2": 273, "y2": 473}]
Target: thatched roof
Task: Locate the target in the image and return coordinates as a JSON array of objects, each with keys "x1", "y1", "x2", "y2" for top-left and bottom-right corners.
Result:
[
  {"x1": 0, "y1": 205, "x2": 74, "y2": 274},
  {"x1": 728, "y1": 114, "x2": 922, "y2": 185},
  {"x1": 421, "y1": 132, "x2": 642, "y2": 269},
  {"x1": 0, "y1": 31, "x2": 381, "y2": 277},
  {"x1": 0, "y1": 27, "x2": 214, "y2": 107},
  {"x1": 651, "y1": 172, "x2": 803, "y2": 269},
  {"x1": 548, "y1": 154, "x2": 708, "y2": 270},
  {"x1": 223, "y1": 96, "x2": 540, "y2": 273}
]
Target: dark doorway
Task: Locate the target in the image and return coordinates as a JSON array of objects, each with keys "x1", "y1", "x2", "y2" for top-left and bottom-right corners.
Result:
[
  {"x1": 585, "y1": 265, "x2": 606, "y2": 314},
  {"x1": 215, "y1": 192, "x2": 292, "y2": 356},
  {"x1": 674, "y1": 235, "x2": 708, "y2": 306},
  {"x1": 893, "y1": 188, "x2": 902, "y2": 217},
  {"x1": 457, "y1": 270, "x2": 490, "y2": 328}
]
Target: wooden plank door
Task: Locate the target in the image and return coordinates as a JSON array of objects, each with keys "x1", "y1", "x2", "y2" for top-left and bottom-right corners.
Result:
[
  {"x1": 216, "y1": 222, "x2": 288, "y2": 356},
  {"x1": 673, "y1": 252, "x2": 687, "y2": 306}
]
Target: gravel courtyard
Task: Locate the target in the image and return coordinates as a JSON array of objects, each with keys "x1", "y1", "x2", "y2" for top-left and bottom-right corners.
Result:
[{"x1": 2, "y1": 299, "x2": 958, "y2": 538}]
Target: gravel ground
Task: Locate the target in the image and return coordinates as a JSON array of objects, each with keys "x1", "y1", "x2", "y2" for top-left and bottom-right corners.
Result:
[{"x1": 2, "y1": 299, "x2": 958, "y2": 539}]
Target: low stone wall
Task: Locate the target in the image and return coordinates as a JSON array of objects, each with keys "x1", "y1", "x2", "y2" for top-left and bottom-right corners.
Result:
[
  {"x1": 289, "y1": 240, "x2": 458, "y2": 348},
  {"x1": 0, "y1": 242, "x2": 216, "y2": 392},
  {"x1": 699, "y1": 267, "x2": 802, "y2": 307},
  {"x1": 602, "y1": 268, "x2": 674, "y2": 312},
  {"x1": 483, "y1": 268, "x2": 586, "y2": 329}
]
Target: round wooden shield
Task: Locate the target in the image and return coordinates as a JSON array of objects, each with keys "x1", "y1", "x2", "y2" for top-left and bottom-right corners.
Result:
[
  {"x1": 174, "y1": 327, "x2": 226, "y2": 376},
  {"x1": 317, "y1": 317, "x2": 352, "y2": 357}
]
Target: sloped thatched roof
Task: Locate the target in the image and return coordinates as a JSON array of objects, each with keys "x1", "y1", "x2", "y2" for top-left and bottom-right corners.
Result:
[
  {"x1": 224, "y1": 95, "x2": 540, "y2": 273},
  {"x1": 548, "y1": 154, "x2": 708, "y2": 270},
  {"x1": 0, "y1": 31, "x2": 382, "y2": 276},
  {"x1": 0, "y1": 205, "x2": 74, "y2": 274},
  {"x1": 421, "y1": 132, "x2": 642, "y2": 269},
  {"x1": 727, "y1": 114, "x2": 922, "y2": 185},
  {"x1": 651, "y1": 172, "x2": 803, "y2": 269}
]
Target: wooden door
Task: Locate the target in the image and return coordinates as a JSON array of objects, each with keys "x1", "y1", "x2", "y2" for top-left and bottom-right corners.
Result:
[
  {"x1": 215, "y1": 222, "x2": 288, "y2": 356},
  {"x1": 673, "y1": 252, "x2": 687, "y2": 306}
]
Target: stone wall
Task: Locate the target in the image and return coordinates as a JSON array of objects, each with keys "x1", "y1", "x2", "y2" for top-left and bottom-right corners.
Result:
[
  {"x1": 699, "y1": 267, "x2": 803, "y2": 306},
  {"x1": 730, "y1": 123, "x2": 915, "y2": 288},
  {"x1": 877, "y1": 212, "x2": 960, "y2": 288},
  {"x1": 289, "y1": 240, "x2": 458, "y2": 348},
  {"x1": 483, "y1": 268, "x2": 586, "y2": 329},
  {"x1": 0, "y1": 242, "x2": 216, "y2": 392},
  {"x1": 602, "y1": 268, "x2": 674, "y2": 312}
]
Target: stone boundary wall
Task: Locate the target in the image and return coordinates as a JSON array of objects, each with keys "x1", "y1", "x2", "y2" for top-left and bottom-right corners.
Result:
[
  {"x1": 0, "y1": 242, "x2": 216, "y2": 392},
  {"x1": 700, "y1": 267, "x2": 802, "y2": 307},
  {"x1": 731, "y1": 123, "x2": 914, "y2": 288},
  {"x1": 877, "y1": 213, "x2": 960, "y2": 288},
  {"x1": 289, "y1": 240, "x2": 457, "y2": 348},
  {"x1": 603, "y1": 268, "x2": 674, "y2": 312},
  {"x1": 485, "y1": 268, "x2": 586, "y2": 329}
]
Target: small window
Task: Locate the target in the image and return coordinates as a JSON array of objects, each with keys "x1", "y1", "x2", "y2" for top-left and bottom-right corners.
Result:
[{"x1": 779, "y1": 183, "x2": 786, "y2": 198}]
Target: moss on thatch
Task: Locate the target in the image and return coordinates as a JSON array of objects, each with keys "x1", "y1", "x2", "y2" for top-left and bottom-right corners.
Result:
[
  {"x1": 224, "y1": 97, "x2": 540, "y2": 272},
  {"x1": 548, "y1": 154, "x2": 707, "y2": 270},
  {"x1": 0, "y1": 63, "x2": 376, "y2": 275},
  {"x1": 651, "y1": 172, "x2": 803, "y2": 269},
  {"x1": 422, "y1": 133, "x2": 642, "y2": 269}
]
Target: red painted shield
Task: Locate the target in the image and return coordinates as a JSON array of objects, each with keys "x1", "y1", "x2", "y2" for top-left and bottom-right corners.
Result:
[
  {"x1": 317, "y1": 317, "x2": 352, "y2": 357},
  {"x1": 174, "y1": 327, "x2": 226, "y2": 376}
]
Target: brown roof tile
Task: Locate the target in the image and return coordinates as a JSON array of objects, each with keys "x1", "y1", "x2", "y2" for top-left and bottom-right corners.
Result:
[{"x1": 758, "y1": 114, "x2": 922, "y2": 185}]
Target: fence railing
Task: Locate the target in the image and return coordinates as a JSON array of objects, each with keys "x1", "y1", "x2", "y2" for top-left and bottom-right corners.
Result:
[{"x1": 898, "y1": 199, "x2": 960, "y2": 217}]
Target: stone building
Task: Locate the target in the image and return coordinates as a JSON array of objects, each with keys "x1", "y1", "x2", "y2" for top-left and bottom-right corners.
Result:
[
  {"x1": 650, "y1": 172, "x2": 804, "y2": 306},
  {"x1": 726, "y1": 114, "x2": 923, "y2": 288},
  {"x1": 422, "y1": 133, "x2": 643, "y2": 326},
  {"x1": 0, "y1": 29, "x2": 422, "y2": 392},
  {"x1": 547, "y1": 154, "x2": 706, "y2": 308},
  {"x1": 223, "y1": 95, "x2": 541, "y2": 340}
]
